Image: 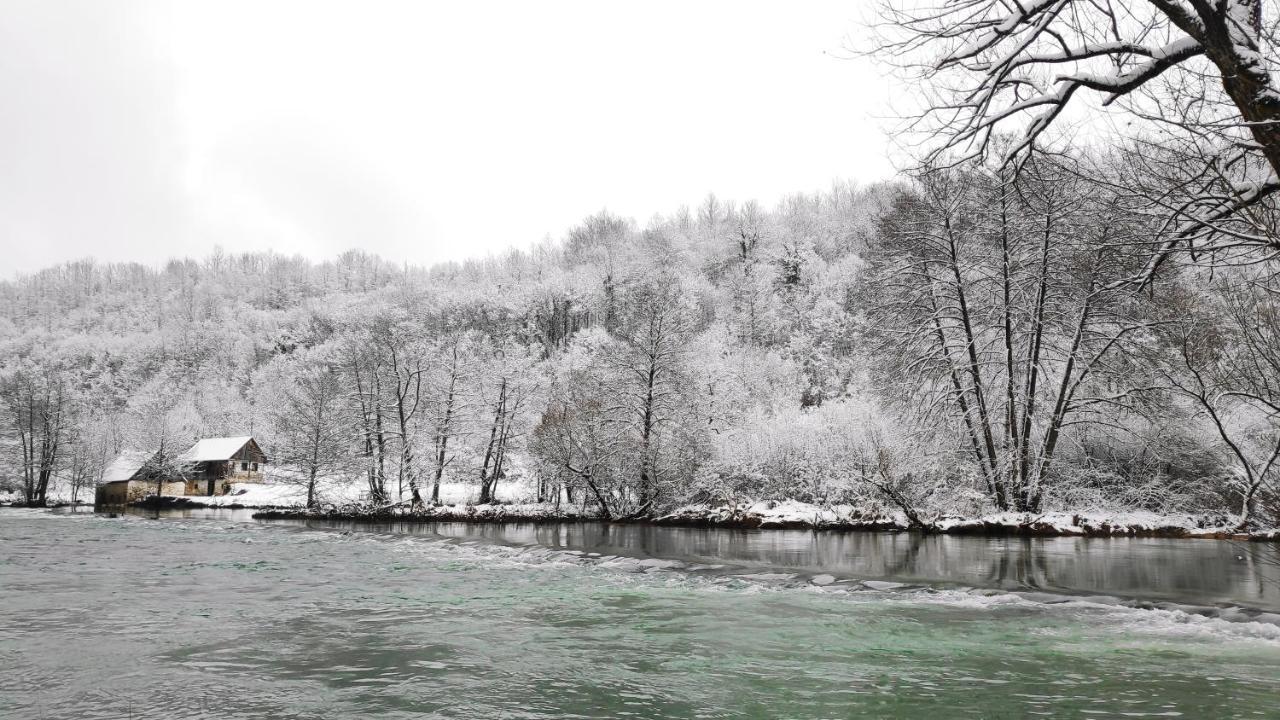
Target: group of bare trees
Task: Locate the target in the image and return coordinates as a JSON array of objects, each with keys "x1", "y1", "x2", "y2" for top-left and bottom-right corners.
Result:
[
  {"x1": 0, "y1": 356, "x2": 72, "y2": 506},
  {"x1": 864, "y1": 159, "x2": 1157, "y2": 513},
  {"x1": 261, "y1": 307, "x2": 540, "y2": 511},
  {"x1": 859, "y1": 0, "x2": 1280, "y2": 525},
  {"x1": 529, "y1": 274, "x2": 706, "y2": 519},
  {"x1": 243, "y1": 269, "x2": 711, "y2": 517},
  {"x1": 1156, "y1": 275, "x2": 1280, "y2": 525}
]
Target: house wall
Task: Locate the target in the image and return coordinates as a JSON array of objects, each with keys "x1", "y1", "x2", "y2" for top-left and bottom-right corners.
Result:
[
  {"x1": 185, "y1": 477, "x2": 227, "y2": 497},
  {"x1": 96, "y1": 480, "x2": 186, "y2": 506},
  {"x1": 229, "y1": 443, "x2": 268, "y2": 483},
  {"x1": 183, "y1": 464, "x2": 264, "y2": 493},
  {"x1": 227, "y1": 465, "x2": 265, "y2": 483},
  {"x1": 185, "y1": 474, "x2": 243, "y2": 496},
  {"x1": 184, "y1": 461, "x2": 229, "y2": 483},
  {"x1": 185, "y1": 443, "x2": 269, "y2": 490},
  {"x1": 183, "y1": 470, "x2": 266, "y2": 496},
  {"x1": 184, "y1": 463, "x2": 262, "y2": 494},
  {"x1": 233, "y1": 442, "x2": 268, "y2": 465}
]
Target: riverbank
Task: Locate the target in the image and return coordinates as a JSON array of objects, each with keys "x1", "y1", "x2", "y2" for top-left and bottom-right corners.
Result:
[{"x1": 249, "y1": 498, "x2": 1280, "y2": 541}]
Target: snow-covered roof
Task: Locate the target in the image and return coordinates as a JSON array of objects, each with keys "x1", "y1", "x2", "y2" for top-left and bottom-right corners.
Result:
[
  {"x1": 179, "y1": 436, "x2": 255, "y2": 462},
  {"x1": 100, "y1": 450, "x2": 152, "y2": 484}
]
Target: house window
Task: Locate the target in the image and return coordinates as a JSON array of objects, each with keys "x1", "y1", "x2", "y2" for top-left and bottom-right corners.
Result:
[
  {"x1": 241, "y1": 462, "x2": 249, "y2": 471},
  {"x1": 251, "y1": 462, "x2": 258, "y2": 472}
]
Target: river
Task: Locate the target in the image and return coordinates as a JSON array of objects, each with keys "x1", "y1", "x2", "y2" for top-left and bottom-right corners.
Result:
[{"x1": 2, "y1": 507, "x2": 1279, "y2": 718}]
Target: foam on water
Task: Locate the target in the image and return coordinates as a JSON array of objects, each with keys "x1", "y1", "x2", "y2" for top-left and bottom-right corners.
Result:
[
  {"x1": 284, "y1": 513, "x2": 1280, "y2": 647},
  {"x1": 7, "y1": 507, "x2": 1280, "y2": 719}
]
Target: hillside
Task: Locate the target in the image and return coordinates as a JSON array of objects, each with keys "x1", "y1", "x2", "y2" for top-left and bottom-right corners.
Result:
[{"x1": 1, "y1": 171, "x2": 1275, "y2": 528}]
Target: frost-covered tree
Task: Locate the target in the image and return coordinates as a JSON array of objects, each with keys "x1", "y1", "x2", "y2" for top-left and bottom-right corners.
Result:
[
  {"x1": 531, "y1": 331, "x2": 635, "y2": 518},
  {"x1": 474, "y1": 339, "x2": 538, "y2": 505},
  {"x1": 876, "y1": 1, "x2": 1279, "y2": 173},
  {"x1": 0, "y1": 355, "x2": 73, "y2": 506},
  {"x1": 268, "y1": 364, "x2": 353, "y2": 509},
  {"x1": 1159, "y1": 275, "x2": 1280, "y2": 527},
  {"x1": 1, "y1": 168, "x2": 1261, "y2": 521},
  {"x1": 873, "y1": 0, "x2": 1280, "y2": 282},
  {"x1": 865, "y1": 160, "x2": 1156, "y2": 512},
  {"x1": 607, "y1": 274, "x2": 703, "y2": 513}
]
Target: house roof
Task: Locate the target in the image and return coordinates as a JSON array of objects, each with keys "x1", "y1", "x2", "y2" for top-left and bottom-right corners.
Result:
[
  {"x1": 100, "y1": 450, "x2": 152, "y2": 485},
  {"x1": 179, "y1": 436, "x2": 256, "y2": 462}
]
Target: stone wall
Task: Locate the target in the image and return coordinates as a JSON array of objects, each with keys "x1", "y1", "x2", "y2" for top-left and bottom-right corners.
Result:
[{"x1": 96, "y1": 480, "x2": 186, "y2": 506}]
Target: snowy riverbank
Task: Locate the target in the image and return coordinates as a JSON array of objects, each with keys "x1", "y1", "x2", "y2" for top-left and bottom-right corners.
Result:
[
  {"x1": 654, "y1": 501, "x2": 1280, "y2": 540},
  {"x1": 17, "y1": 480, "x2": 1269, "y2": 540},
  {"x1": 246, "y1": 497, "x2": 1280, "y2": 541}
]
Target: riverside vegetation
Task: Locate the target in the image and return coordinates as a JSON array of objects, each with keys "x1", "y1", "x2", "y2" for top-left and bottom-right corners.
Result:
[{"x1": 3, "y1": 154, "x2": 1280, "y2": 537}]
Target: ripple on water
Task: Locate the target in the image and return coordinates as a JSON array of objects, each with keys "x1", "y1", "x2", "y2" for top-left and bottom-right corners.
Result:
[{"x1": 3, "y1": 509, "x2": 1280, "y2": 719}]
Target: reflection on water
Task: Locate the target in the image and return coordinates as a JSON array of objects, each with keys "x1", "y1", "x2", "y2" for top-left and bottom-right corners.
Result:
[
  {"x1": 2, "y1": 508, "x2": 1277, "y2": 719},
  {"x1": 273, "y1": 517, "x2": 1280, "y2": 612}
]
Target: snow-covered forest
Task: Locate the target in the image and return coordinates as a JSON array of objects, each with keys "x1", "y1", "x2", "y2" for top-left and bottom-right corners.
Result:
[
  {"x1": 1, "y1": 157, "x2": 1278, "y2": 528},
  {"x1": 4, "y1": 0, "x2": 1280, "y2": 530}
]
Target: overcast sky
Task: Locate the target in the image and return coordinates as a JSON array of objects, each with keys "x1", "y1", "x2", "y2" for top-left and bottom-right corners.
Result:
[{"x1": 1, "y1": 1, "x2": 896, "y2": 277}]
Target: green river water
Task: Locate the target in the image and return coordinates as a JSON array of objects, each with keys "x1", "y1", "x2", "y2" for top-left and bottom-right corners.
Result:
[{"x1": 2, "y1": 508, "x2": 1279, "y2": 719}]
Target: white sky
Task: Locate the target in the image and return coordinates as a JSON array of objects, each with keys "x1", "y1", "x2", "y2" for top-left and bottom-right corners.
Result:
[{"x1": 1, "y1": 1, "x2": 897, "y2": 277}]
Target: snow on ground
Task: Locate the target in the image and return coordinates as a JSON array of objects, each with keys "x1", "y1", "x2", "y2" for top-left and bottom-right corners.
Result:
[
  {"x1": 930, "y1": 509, "x2": 1272, "y2": 538},
  {"x1": 4, "y1": 476, "x2": 1276, "y2": 540},
  {"x1": 658, "y1": 500, "x2": 1280, "y2": 539},
  {"x1": 658, "y1": 500, "x2": 902, "y2": 528},
  {"x1": 0, "y1": 485, "x2": 93, "y2": 506},
  {"x1": 182, "y1": 482, "x2": 315, "y2": 508},
  {"x1": 932, "y1": 510, "x2": 1216, "y2": 534},
  {"x1": 177, "y1": 476, "x2": 540, "y2": 509}
]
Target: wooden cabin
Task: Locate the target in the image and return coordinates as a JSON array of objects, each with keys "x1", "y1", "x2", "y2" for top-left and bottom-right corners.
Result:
[{"x1": 178, "y1": 436, "x2": 269, "y2": 496}]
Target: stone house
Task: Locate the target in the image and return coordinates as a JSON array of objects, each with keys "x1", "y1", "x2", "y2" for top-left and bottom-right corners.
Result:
[
  {"x1": 95, "y1": 436, "x2": 269, "y2": 506},
  {"x1": 94, "y1": 450, "x2": 185, "y2": 506}
]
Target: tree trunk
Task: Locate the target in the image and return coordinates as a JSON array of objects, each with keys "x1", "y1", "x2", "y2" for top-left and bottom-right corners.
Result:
[
  {"x1": 431, "y1": 356, "x2": 459, "y2": 505},
  {"x1": 478, "y1": 378, "x2": 507, "y2": 505},
  {"x1": 944, "y1": 215, "x2": 1003, "y2": 507},
  {"x1": 926, "y1": 269, "x2": 1000, "y2": 506},
  {"x1": 1200, "y1": 3, "x2": 1280, "y2": 178},
  {"x1": 998, "y1": 175, "x2": 1021, "y2": 496},
  {"x1": 1015, "y1": 211, "x2": 1054, "y2": 511},
  {"x1": 638, "y1": 356, "x2": 657, "y2": 510},
  {"x1": 569, "y1": 465, "x2": 611, "y2": 520}
]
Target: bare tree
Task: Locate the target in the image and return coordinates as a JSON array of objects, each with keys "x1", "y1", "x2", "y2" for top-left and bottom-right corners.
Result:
[
  {"x1": 853, "y1": 427, "x2": 938, "y2": 530},
  {"x1": 873, "y1": 0, "x2": 1280, "y2": 282},
  {"x1": 476, "y1": 343, "x2": 536, "y2": 505},
  {"x1": 342, "y1": 339, "x2": 390, "y2": 505},
  {"x1": 270, "y1": 365, "x2": 352, "y2": 509},
  {"x1": 865, "y1": 160, "x2": 1157, "y2": 511},
  {"x1": 607, "y1": 275, "x2": 699, "y2": 515},
  {"x1": 876, "y1": 1, "x2": 1278, "y2": 170},
  {"x1": 425, "y1": 331, "x2": 478, "y2": 505},
  {"x1": 0, "y1": 358, "x2": 72, "y2": 506},
  {"x1": 62, "y1": 437, "x2": 103, "y2": 505},
  {"x1": 377, "y1": 320, "x2": 429, "y2": 509},
  {"x1": 530, "y1": 358, "x2": 633, "y2": 520},
  {"x1": 124, "y1": 393, "x2": 198, "y2": 504},
  {"x1": 1159, "y1": 275, "x2": 1280, "y2": 527}
]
